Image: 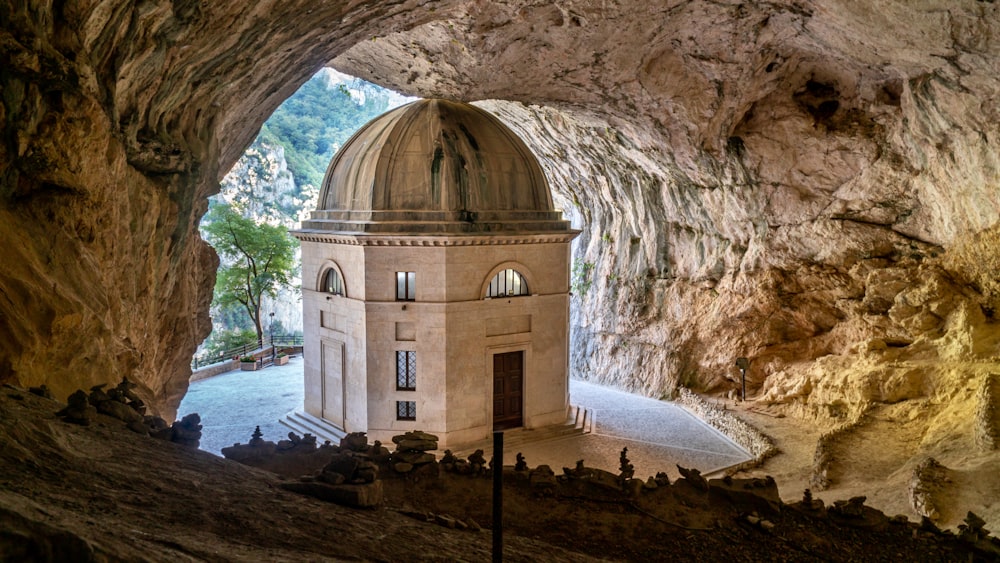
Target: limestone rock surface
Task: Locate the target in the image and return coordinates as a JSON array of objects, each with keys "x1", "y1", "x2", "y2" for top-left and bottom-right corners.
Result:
[{"x1": 2, "y1": 0, "x2": 1000, "y2": 429}]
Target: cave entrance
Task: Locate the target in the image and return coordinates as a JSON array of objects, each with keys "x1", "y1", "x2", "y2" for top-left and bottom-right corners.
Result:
[
  {"x1": 186, "y1": 70, "x2": 415, "y2": 453},
  {"x1": 193, "y1": 69, "x2": 415, "y2": 368}
]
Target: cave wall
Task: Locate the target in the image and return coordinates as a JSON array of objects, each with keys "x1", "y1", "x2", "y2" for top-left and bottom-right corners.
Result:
[
  {"x1": 0, "y1": 0, "x2": 460, "y2": 416},
  {"x1": 336, "y1": 0, "x2": 1000, "y2": 406},
  {"x1": 2, "y1": 0, "x2": 999, "y2": 417}
]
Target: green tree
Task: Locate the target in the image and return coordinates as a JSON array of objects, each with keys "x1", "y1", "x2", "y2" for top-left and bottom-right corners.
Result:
[{"x1": 203, "y1": 203, "x2": 297, "y2": 347}]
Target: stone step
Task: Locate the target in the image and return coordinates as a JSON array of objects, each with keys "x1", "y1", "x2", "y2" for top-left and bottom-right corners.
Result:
[
  {"x1": 279, "y1": 410, "x2": 347, "y2": 445},
  {"x1": 279, "y1": 406, "x2": 591, "y2": 459},
  {"x1": 452, "y1": 405, "x2": 591, "y2": 459}
]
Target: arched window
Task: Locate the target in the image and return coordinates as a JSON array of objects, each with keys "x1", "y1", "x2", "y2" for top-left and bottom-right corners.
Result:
[
  {"x1": 322, "y1": 268, "x2": 343, "y2": 296},
  {"x1": 487, "y1": 269, "x2": 529, "y2": 298}
]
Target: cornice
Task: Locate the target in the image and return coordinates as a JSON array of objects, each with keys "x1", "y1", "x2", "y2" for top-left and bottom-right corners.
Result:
[{"x1": 292, "y1": 230, "x2": 580, "y2": 246}]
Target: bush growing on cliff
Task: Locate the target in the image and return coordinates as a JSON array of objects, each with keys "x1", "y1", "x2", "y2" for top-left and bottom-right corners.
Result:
[
  {"x1": 258, "y1": 71, "x2": 400, "y2": 195},
  {"x1": 571, "y1": 260, "x2": 595, "y2": 296}
]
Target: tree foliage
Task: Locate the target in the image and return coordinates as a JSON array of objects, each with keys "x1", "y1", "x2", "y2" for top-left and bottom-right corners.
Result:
[
  {"x1": 202, "y1": 202, "x2": 297, "y2": 347},
  {"x1": 259, "y1": 73, "x2": 397, "y2": 194}
]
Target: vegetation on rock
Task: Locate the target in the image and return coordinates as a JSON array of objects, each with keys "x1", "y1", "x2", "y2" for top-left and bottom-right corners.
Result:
[
  {"x1": 257, "y1": 70, "x2": 402, "y2": 196},
  {"x1": 197, "y1": 71, "x2": 410, "y2": 357}
]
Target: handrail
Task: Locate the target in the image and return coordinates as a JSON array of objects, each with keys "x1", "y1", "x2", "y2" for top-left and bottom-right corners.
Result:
[{"x1": 191, "y1": 334, "x2": 304, "y2": 370}]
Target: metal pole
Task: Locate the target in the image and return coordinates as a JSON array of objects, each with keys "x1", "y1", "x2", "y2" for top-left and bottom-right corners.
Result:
[
  {"x1": 269, "y1": 311, "x2": 275, "y2": 361},
  {"x1": 735, "y1": 357, "x2": 750, "y2": 402},
  {"x1": 741, "y1": 368, "x2": 746, "y2": 402},
  {"x1": 492, "y1": 431, "x2": 503, "y2": 563}
]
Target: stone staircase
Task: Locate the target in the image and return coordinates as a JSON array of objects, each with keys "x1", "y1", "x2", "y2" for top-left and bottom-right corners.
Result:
[
  {"x1": 451, "y1": 404, "x2": 592, "y2": 459},
  {"x1": 279, "y1": 409, "x2": 347, "y2": 445},
  {"x1": 278, "y1": 404, "x2": 592, "y2": 455}
]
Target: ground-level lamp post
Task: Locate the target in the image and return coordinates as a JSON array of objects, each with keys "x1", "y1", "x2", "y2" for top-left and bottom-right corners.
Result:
[
  {"x1": 735, "y1": 357, "x2": 750, "y2": 401},
  {"x1": 269, "y1": 311, "x2": 275, "y2": 362}
]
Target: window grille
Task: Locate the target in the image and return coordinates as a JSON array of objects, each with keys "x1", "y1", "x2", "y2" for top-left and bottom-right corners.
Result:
[
  {"x1": 396, "y1": 350, "x2": 416, "y2": 390},
  {"x1": 396, "y1": 271, "x2": 415, "y2": 301},
  {"x1": 396, "y1": 400, "x2": 416, "y2": 421},
  {"x1": 487, "y1": 269, "x2": 529, "y2": 298},
  {"x1": 323, "y1": 269, "x2": 343, "y2": 295}
]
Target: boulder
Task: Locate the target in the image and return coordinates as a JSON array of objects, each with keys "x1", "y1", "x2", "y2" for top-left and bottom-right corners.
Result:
[
  {"x1": 529, "y1": 465, "x2": 558, "y2": 495},
  {"x1": 391, "y1": 451, "x2": 435, "y2": 466},
  {"x1": 391, "y1": 430, "x2": 439, "y2": 452},
  {"x1": 280, "y1": 480, "x2": 383, "y2": 509},
  {"x1": 323, "y1": 454, "x2": 360, "y2": 481},
  {"x1": 96, "y1": 400, "x2": 143, "y2": 424},
  {"x1": 340, "y1": 432, "x2": 369, "y2": 452},
  {"x1": 56, "y1": 390, "x2": 96, "y2": 426}
]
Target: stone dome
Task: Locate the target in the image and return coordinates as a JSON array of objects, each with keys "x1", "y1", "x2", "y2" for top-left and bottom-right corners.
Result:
[{"x1": 299, "y1": 99, "x2": 572, "y2": 234}]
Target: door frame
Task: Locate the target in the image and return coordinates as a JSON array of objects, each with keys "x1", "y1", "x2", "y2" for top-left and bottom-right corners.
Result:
[
  {"x1": 320, "y1": 338, "x2": 346, "y2": 430},
  {"x1": 485, "y1": 342, "x2": 531, "y2": 431}
]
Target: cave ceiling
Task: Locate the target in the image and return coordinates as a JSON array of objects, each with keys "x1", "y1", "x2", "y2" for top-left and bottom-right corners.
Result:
[{"x1": 1, "y1": 0, "x2": 999, "y2": 417}]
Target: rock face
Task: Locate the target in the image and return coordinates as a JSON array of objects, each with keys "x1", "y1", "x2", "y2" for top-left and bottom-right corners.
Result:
[{"x1": 2, "y1": 1, "x2": 1000, "y2": 429}]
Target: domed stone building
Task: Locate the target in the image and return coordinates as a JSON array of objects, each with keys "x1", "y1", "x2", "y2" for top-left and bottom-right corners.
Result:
[{"x1": 289, "y1": 99, "x2": 579, "y2": 449}]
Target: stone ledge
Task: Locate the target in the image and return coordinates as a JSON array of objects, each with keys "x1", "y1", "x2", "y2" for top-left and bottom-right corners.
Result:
[{"x1": 677, "y1": 388, "x2": 778, "y2": 470}]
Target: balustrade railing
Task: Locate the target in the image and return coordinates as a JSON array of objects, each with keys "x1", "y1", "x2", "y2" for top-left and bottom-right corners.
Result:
[{"x1": 190, "y1": 335, "x2": 304, "y2": 370}]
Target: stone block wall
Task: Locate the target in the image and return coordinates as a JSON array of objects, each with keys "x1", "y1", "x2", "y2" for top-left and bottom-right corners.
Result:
[{"x1": 190, "y1": 360, "x2": 240, "y2": 382}]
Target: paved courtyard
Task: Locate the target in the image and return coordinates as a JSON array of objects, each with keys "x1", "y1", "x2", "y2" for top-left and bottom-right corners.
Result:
[
  {"x1": 180, "y1": 356, "x2": 751, "y2": 478},
  {"x1": 514, "y1": 381, "x2": 751, "y2": 478},
  {"x1": 179, "y1": 356, "x2": 305, "y2": 455}
]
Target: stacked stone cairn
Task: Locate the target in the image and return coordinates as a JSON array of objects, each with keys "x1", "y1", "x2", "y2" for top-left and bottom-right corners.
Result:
[
  {"x1": 317, "y1": 450, "x2": 378, "y2": 486},
  {"x1": 389, "y1": 430, "x2": 439, "y2": 475},
  {"x1": 280, "y1": 431, "x2": 384, "y2": 508},
  {"x1": 277, "y1": 430, "x2": 317, "y2": 451},
  {"x1": 528, "y1": 465, "x2": 558, "y2": 495},
  {"x1": 467, "y1": 449, "x2": 488, "y2": 475},
  {"x1": 222, "y1": 427, "x2": 331, "y2": 475},
  {"x1": 56, "y1": 390, "x2": 97, "y2": 426},
  {"x1": 514, "y1": 452, "x2": 528, "y2": 472},
  {"x1": 55, "y1": 377, "x2": 202, "y2": 448},
  {"x1": 957, "y1": 511, "x2": 1000, "y2": 557},
  {"x1": 438, "y1": 447, "x2": 492, "y2": 476},
  {"x1": 161, "y1": 414, "x2": 203, "y2": 448},
  {"x1": 438, "y1": 449, "x2": 459, "y2": 471}
]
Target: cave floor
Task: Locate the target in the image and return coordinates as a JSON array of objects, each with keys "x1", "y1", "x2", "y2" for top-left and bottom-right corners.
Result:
[
  {"x1": 5, "y1": 386, "x2": 984, "y2": 562},
  {"x1": 181, "y1": 357, "x2": 751, "y2": 479},
  {"x1": 178, "y1": 358, "x2": 1000, "y2": 534}
]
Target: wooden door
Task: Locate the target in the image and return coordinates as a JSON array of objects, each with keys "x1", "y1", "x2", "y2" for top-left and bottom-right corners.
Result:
[
  {"x1": 493, "y1": 351, "x2": 524, "y2": 430},
  {"x1": 321, "y1": 340, "x2": 345, "y2": 428}
]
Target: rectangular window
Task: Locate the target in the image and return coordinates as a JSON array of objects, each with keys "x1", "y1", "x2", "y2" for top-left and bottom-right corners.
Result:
[
  {"x1": 396, "y1": 350, "x2": 416, "y2": 390},
  {"x1": 396, "y1": 400, "x2": 416, "y2": 421},
  {"x1": 396, "y1": 271, "x2": 415, "y2": 301}
]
